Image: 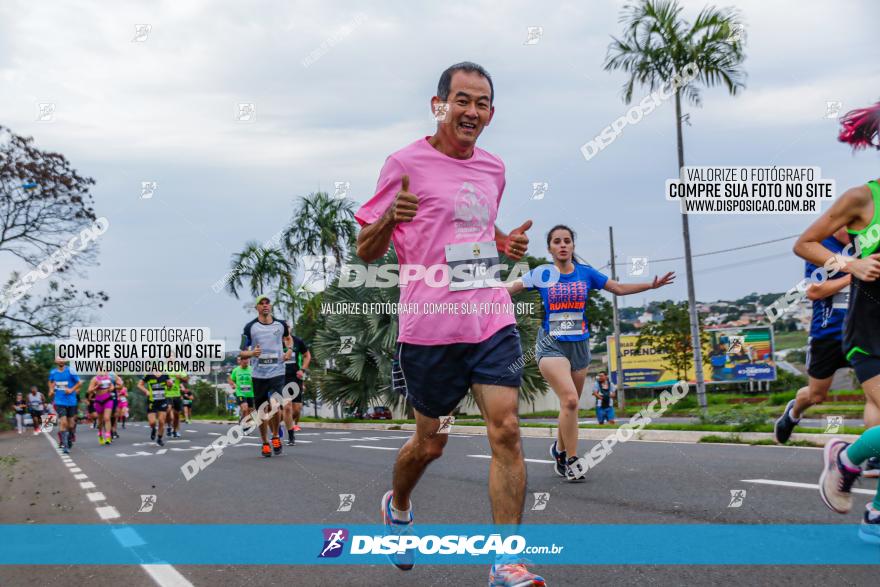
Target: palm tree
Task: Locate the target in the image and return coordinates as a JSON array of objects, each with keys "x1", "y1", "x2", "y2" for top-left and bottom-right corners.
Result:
[
  {"x1": 309, "y1": 247, "x2": 549, "y2": 418},
  {"x1": 604, "y1": 0, "x2": 746, "y2": 412},
  {"x1": 225, "y1": 241, "x2": 294, "y2": 300},
  {"x1": 309, "y1": 245, "x2": 401, "y2": 416},
  {"x1": 283, "y1": 191, "x2": 358, "y2": 285}
]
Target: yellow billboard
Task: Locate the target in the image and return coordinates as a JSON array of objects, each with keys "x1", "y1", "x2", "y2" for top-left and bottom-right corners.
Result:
[{"x1": 606, "y1": 327, "x2": 776, "y2": 387}]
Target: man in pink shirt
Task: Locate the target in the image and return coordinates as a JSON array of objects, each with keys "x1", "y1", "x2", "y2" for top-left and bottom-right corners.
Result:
[{"x1": 356, "y1": 62, "x2": 544, "y2": 586}]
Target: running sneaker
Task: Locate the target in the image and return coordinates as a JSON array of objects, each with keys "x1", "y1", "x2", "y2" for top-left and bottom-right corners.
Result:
[
  {"x1": 565, "y1": 456, "x2": 586, "y2": 482},
  {"x1": 62, "y1": 446, "x2": 70, "y2": 455},
  {"x1": 381, "y1": 490, "x2": 414, "y2": 571},
  {"x1": 70, "y1": 431, "x2": 76, "y2": 443},
  {"x1": 33, "y1": 428, "x2": 40, "y2": 435},
  {"x1": 150, "y1": 427, "x2": 156, "y2": 441},
  {"x1": 112, "y1": 431, "x2": 119, "y2": 440},
  {"x1": 287, "y1": 429, "x2": 295, "y2": 446},
  {"x1": 859, "y1": 505, "x2": 880, "y2": 545},
  {"x1": 819, "y1": 438, "x2": 860, "y2": 514},
  {"x1": 156, "y1": 436, "x2": 165, "y2": 446},
  {"x1": 488, "y1": 562, "x2": 546, "y2": 586},
  {"x1": 862, "y1": 457, "x2": 880, "y2": 479},
  {"x1": 774, "y1": 399, "x2": 798, "y2": 444},
  {"x1": 172, "y1": 431, "x2": 181, "y2": 439},
  {"x1": 67, "y1": 437, "x2": 73, "y2": 449},
  {"x1": 271, "y1": 436, "x2": 282, "y2": 455},
  {"x1": 549, "y1": 440, "x2": 566, "y2": 478},
  {"x1": 261, "y1": 442, "x2": 272, "y2": 458},
  {"x1": 98, "y1": 434, "x2": 105, "y2": 445},
  {"x1": 293, "y1": 425, "x2": 302, "y2": 432},
  {"x1": 166, "y1": 427, "x2": 172, "y2": 436}
]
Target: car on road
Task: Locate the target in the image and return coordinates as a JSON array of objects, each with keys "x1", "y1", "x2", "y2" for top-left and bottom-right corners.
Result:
[{"x1": 365, "y1": 406, "x2": 393, "y2": 420}]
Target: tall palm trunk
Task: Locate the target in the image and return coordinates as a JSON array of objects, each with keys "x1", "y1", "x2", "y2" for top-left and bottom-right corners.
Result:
[{"x1": 675, "y1": 89, "x2": 707, "y2": 413}]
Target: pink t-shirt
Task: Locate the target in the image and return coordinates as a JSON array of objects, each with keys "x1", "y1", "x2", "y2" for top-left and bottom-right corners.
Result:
[{"x1": 356, "y1": 137, "x2": 516, "y2": 345}]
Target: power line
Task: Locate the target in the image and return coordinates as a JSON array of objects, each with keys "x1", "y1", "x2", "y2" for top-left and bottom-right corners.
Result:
[{"x1": 596, "y1": 233, "x2": 799, "y2": 270}]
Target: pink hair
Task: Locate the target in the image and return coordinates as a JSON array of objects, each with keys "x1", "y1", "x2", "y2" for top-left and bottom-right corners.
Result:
[{"x1": 838, "y1": 101, "x2": 880, "y2": 150}]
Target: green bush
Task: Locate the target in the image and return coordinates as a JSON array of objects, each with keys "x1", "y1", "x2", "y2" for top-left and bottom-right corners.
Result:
[
  {"x1": 698, "y1": 407, "x2": 768, "y2": 432},
  {"x1": 768, "y1": 391, "x2": 797, "y2": 406}
]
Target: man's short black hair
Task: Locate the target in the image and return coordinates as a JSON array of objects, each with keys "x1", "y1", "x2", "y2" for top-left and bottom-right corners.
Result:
[{"x1": 437, "y1": 62, "x2": 494, "y2": 104}]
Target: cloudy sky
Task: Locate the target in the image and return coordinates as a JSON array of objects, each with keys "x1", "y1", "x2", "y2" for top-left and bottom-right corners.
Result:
[{"x1": 1, "y1": 0, "x2": 878, "y2": 345}]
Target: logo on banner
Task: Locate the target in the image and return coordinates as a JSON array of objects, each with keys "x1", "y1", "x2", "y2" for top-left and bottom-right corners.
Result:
[{"x1": 319, "y1": 528, "x2": 349, "y2": 558}]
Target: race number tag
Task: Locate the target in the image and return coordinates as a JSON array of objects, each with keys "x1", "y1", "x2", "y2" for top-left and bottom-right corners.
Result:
[
  {"x1": 240, "y1": 385, "x2": 251, "y2": 392},
  {"x1": 151, "y1": 384, "x2": 166, "y2": 400},
  {"x1": 445, "y1": 241, "x2": 500, "y2": 291},
  {"x1": 258, "y1": 353, "x2": 279, "y2": 365},
  {"x1": 548, "y1": 311, "x2": 585, "y2": 336},
  {"x1": 56, "y1": 382, "x2": 68, "y2": 391},
  {"x1": 832, "y1": 285, "x2": 850, "y2": 310}
]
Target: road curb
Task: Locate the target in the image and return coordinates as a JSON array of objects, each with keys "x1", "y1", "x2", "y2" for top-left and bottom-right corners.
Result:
[{"x1": 196, "y1": 420, "x2": 858, "y2": 445}]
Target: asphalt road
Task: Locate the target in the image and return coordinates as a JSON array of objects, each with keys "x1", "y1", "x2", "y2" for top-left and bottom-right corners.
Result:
[{"x1": 2, "y1": 420, "x2": 879, "y2": 586}]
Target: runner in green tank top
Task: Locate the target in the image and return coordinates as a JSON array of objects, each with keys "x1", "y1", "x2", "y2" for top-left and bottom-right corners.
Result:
[
  {"x1": 794, "y1": 101, "x2": 880, "y2": 544},
  {"x1": 229, "y1": 356, "x2": 254, "y2": 421}
]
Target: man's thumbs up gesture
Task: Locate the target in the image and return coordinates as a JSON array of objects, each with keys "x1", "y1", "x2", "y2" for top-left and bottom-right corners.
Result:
[
  {"x1": 387, "y1": 174, "x2": 419, "y2": 224},
  {"x1": 504, "y1": 220, "x2": 532, "y2": 261}
]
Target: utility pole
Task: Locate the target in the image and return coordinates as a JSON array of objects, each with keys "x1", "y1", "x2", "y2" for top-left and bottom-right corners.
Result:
[
  {"x1": 609, "y1": 226, "x2": 625, "y2": 413},
  {"x1": 675, "y1": 90, "x2": 708, "y2": 414}
]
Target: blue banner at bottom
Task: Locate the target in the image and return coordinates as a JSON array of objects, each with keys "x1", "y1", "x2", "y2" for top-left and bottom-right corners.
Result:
[{"x1": 1, "y1": 524, "x2": 879, "y2": 565}]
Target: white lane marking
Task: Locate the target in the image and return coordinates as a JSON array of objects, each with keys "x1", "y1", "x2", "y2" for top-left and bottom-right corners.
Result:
[
  {"x1": 467, "y1": 454, "x2": 554, "y2": 464},
  {"x1": 70, "y1": 468, "x2": 82, "y2": 473},
  {"x1": 167, "y1": 439, "x2": 190, "y2": 443},
  {"x1": 86, "y1": 492, "x2": 106, "y2": 502},
  {"x1": 116, "y1": 451, "x2": 155, "y2": 458},
  {"x1": 141, "y1": 564, "x2": 195, "y2": 587},
  {"x1": 324, "y1": 431, "x2": 350, "y2": 434},
  {"x1": 43, "y1": 432, "x2": 194, "y2": 587},
  {"x1": 186, "y1": 430, "x2": 198, "y2": 433},
  {"x1": 295, "y1": 433, "x2": 319, "y2": 436},
  {"x1": 207, "y1": 432, "x2": 221, "y2": 436},
  {"x1": 65, "y1": 463, "x2": 76, "y2": 467},
  {"x1": 323, "y1": 435, "x2": 411, "y2": 442},
  {"x1": 74, "y1": 473, "x2": 88, "y2": 480},
  {"x1": 156, "y1": 449, "x2": 168, "y2": 455},
  {"x1": 742, "y1": 478, "x2": 876, "y2": 496},
  {"x1": 352, "y1": 445, "x2": 399, "y2": 451},
  {"x1": 95, "y1": 505, "x2": 120, "y2": 520}
]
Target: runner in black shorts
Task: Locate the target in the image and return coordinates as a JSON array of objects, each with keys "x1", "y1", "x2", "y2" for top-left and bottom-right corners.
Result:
[
  {"x1": 798, "y1": 101, "x2": 880, "y2": 541},
  {"x1": 355, "y1": 62, "x2": 544, "y2": 584},
  {"x1": 138, "y1": 371, "x2": 171, "y2": 446},
  {"x1": 282, "y1": 335, "x2": 311, "y2": 445},
  {"x1": 774, "y1": 228, "x2": 872, "y2": 444},
  {"x1": 241, "y1": 295, "x2": 293, "y2": 457}
]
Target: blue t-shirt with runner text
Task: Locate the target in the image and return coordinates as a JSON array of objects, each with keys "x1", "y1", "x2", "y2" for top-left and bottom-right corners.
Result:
[
  {"x1": 49, "y1": 367, "x2": 80, "y2": 407},
  {"x1": 806, "y1": 236, "x2": 849, "y2": 341},
  {"x1": 523, "y1": 264, "x2": 609, "y2": 342}
]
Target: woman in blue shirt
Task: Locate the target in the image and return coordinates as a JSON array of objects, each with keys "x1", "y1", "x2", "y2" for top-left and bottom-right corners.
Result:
[{"x1": 507, "y1": 224, "x2": 674, "y2": 481}]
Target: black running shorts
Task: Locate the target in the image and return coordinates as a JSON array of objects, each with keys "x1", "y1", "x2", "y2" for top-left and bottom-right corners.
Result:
[
  {"x1": 148, "y1": 399, "x2": 168, "y2": 413},
  {"x1": 851, "y1": 353, "x2": 880, "y2": 385},
  {"x1": 55, "y1": 405, "x2": 77, "y2": 418},
  {"x1": 252, "y1": 375, "x2": 285, "y2": 411},
  {"x1": 392, "y1": 324, "x2": 523, "y2": 419},
  {"x1": 807, "y1": 337, "x2": 850, "y2": 379}
]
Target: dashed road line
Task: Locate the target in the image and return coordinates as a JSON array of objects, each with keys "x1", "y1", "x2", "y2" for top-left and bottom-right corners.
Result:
[
  {"x1": 467, "y1": 454, "x2": 554, "y2": 464},
  {"x1": 42, "y1": 430, "x2": 194, "y2": 587}
]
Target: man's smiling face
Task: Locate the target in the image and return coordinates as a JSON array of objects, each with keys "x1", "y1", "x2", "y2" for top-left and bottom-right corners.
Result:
[{"x1": 434, "y1": 70, "x2": 494, "y2": 148}]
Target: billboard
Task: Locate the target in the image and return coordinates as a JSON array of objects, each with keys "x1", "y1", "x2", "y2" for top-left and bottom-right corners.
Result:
[{"x1": 606, "y1": 326, "x2": 776, "y2": 387}]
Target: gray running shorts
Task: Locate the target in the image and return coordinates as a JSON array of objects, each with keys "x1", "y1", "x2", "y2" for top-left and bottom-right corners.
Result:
[{"x1": 535, "y1": 327, "x2": 591, "y2": 371}]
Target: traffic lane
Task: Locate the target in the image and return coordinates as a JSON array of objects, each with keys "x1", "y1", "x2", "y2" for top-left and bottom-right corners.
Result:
[
  {"x1": 61, "y1": 423, "x2": 879, "y2": 528},
  {"x1": 174, "y1": 563, "x2": 879, "y2": 587},
  {"x1": 0, "y1": 431, "x2": 160, "y2": 587}
]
